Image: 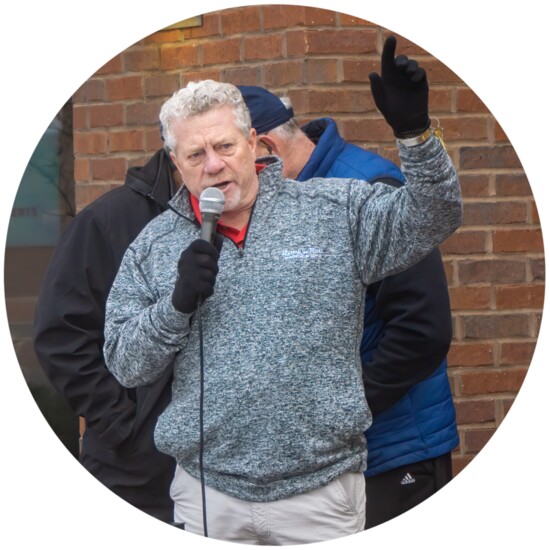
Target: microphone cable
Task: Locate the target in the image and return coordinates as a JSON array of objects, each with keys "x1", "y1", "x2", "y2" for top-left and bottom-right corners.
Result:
[{"x1": 197, "y1": 301, "x2": 209, "y2": 538}]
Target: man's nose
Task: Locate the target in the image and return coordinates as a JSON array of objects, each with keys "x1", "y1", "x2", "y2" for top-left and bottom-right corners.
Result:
[{"x1": 204, "y1": 150, "x2": 225, "y2": 174}]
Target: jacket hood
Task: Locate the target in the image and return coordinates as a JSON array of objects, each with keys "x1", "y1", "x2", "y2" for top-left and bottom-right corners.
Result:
[
  {"x1": 298, "y1": 118, "x2": 346, "y2": 181},
  {"x1": 124, "y1": 148, "x2": 176, "y2": 209}
]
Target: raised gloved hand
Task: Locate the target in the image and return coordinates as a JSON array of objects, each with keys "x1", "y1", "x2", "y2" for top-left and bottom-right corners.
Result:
[
  {"x1": 369, "y1": 36, "x2": 430, "y2": 138},
  {"x1": 172, "y1": 235, "x2": 223, "y2": 314}
]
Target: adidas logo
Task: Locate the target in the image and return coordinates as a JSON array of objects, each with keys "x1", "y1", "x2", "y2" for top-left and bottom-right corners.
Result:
[{"x1": 400, "y1": 473, "x2": 416, "y2": 485}]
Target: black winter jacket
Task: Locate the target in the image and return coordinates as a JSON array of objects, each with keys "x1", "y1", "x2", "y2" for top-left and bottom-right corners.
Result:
[{"x1": 33, "y1": 149, "x2": 177, "y2": 521}]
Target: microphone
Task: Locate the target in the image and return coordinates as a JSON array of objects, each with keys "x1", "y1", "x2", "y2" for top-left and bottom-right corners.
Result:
[{"x1": 199, "y1": 187, "x2": 225, "y2": 243}]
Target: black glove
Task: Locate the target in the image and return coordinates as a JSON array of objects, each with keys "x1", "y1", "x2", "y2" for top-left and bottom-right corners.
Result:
[
  {"x1": 172, "y1": 235, "x2": 223, "y2": 314},
  {"x1": 369, "y1": 36, "x2": 430, "y2": 138}
]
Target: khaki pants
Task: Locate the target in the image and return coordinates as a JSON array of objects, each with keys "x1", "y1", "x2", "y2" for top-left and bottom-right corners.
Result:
[{"x1": 170, "y1": 465, "x2": 365, "y2": 545}]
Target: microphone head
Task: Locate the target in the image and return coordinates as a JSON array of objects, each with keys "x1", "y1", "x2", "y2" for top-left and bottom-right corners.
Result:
[{"x1": 199, "y1": 187, "x2": 225, "y2": 216}]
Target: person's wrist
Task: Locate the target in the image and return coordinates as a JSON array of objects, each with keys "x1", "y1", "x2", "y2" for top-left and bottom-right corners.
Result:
[
  {"x1": 396, "y1": 118, "x2": 446, "y2": 150},
  {"x1": 396, "y1": 127, "x2": 432, "y2": 147},
  {"x1": 394, "y1": 118, "x2": 431, "y2": 140}
]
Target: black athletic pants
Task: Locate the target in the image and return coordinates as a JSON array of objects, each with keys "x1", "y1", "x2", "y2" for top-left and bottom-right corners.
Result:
[{"x1": 364, "y1": 452, "x2": 453, "y2": 529}]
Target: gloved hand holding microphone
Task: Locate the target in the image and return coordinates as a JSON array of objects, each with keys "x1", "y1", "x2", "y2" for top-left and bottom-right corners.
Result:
[{"x1": 172, "y1": 188, "x2": 225, "y2": 314}]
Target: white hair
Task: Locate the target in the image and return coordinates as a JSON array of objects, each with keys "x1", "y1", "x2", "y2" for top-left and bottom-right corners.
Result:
[{"x1": 160, "y1": 80, "x2": 252, "y2": 152}]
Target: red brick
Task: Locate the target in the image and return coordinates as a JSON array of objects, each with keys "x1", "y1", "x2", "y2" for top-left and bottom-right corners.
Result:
[
  {"x1": 458, "y1": 259, "x2": 525, "y2": 284},
  {"x1": 73, "y1": 79, "x2": 106, "y2": 103},
  {"x1": 90, "y1": 157, "x2": 127, "y2": 181},
  {"x1": 341, "y1": 119, "x2": 394, "y2": 142},
  {"x1": 502, "y1": 398, "x2": 516, "y2": 418},
  {"x1": 145, "y1": 74, "x2": 180, "y2": 98},
  {"x1": 494, "y1": 120, "x2": 510, "y2": 142},
  {"x1": 303, "y1": 29, "x2": 377, "y2": 55},
  {"x1": 342, "y1": 59, "x2": 378, "y2": 83},
  {"x1": 530, "y1": 258, "x2": 545, "y2": 282},
  {"x1": 89, "y1": 104, "x2": 124, "y2": 128},
  {"x1": 458, "y1": 175, "x2": 491, "y2": 198},
  {"x1": 339, "y1": 13, "x2": 376, "y2": 26},
  {"x1": 265, "y1": 62, "x2": 304, "y2": 87},
  {"x1": 107, "y1": 76, "x2": 143, "y2": 101},
  {"x1": 463, "y1": 313, "x2": 531, "y2": 339},
  {"x1": 455, "y1": 399, "x2": 496, "y2": 424},
  {"x1": 126, "y1": 101, "x2": 165, "y2": 126},
  {"x1": 500, "y1": 342, "x2": 537, "y2": 366},
  {"x1": 462, "y1": 427, "x2": 495, "y2": 453},
  {"x1": 440, "y1": 230, "x2": 488, "y2": 255},
  {"x1": 225, "y1": 66, "x2": 263, "y2": 86},
  {"x1": 263, "y1": 5, "x2": 305, "y2": 30},
  {"x1": 462, "y1": 201, "x2": 527, "y2": 226},
  {"x1": 203, "y1": 38, "x2": 241, "y2": 65},
  {"x1": 531, "y1": 200, "x2": 540, "y2": 225},
  {"x1": 109, "y1": 130, "x2": 144, "y2": 153},
  {"x1": 144, "y1": 28, "x2": 181, "y2": 44},
  {"x1": 161, "y1": 44, "x2": 200, "y2": 70},
  {"x1": 429, "y1": 88, "x2": 453, "y2": 113},
  {"x1": 448, "y1": 286, "x2": 491, "y2": 310},
  {"x1": 287, "y1": 30, "x2": 307, "y2": 57},
  {"x1": 437, "y1": 116, "x2": 488, "y2": 141},
  {"x1": 244, "y1": 34, "x2": 284, "y2": 61},
  {"x1": 456, "y1": 89, "x2": 489, "y2": 113},
  {"x1": 304, "y1": 59, "x2": 338, "y2": 84},
  {"x1": 495, "y1": 284, "x2": 544, "y2": 309},
  {"x1": 124, "y1": 47, "x2": 160, "y2": 72},
  {"x1": 303, "y1": 7, "x2": 337, "y2": 26},
  {"x1": 145, "y1": 128, "x2": 164, "y2": 153},
  {"x1": 221, "y1": 5, "x2": 261, "y2": 34},
  {"x1": 74, "y1": 158, "x2": 90, "y2": 182},
  {"x1": 493, "y1": 229, "x2": 544, "y2": 253},
  {"x1": 459, "y1": 368, "x2": 528, "y2": 395},
  {"x1": 306, "y1": 89, "x2": 375, "y2": 115},
  {"x1": 95, "y1": 54, "x2": 123, "y2": 75},
  {"x1": 495, "y1": 174, "x2": 534, "y2": 197},
  {"x1": 182, "y1": 69, "x2": 222, "y2": 84},
  {"x1": 74, "y1": 132, "x2": 108, "y2": 155},
  {"x1": 442, "y1": 260, "x2": 455, "y2": 285},
  {"x1": 182, "y1": 13, "x2": 220, "y2": 39},
  {"x1": 447, "y1": 342, "x2": 494, "y2": 367},
  {"x1": 72, "y1": 106, "x2": 87, "y2": 130},
  {"x1": 75, "y1": 183, "x2": 118, "y2": 209},
  {"x1": 459, "y1": 145, "x2": 522, "y2": 170}
]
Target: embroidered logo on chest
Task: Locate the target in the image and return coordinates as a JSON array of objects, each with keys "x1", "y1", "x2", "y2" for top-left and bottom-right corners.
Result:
[{"x1": 280, "y1": 247, "x2": 323, "y2": 260}]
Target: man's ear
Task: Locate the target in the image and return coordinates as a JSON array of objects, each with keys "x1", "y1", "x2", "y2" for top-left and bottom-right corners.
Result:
[{"x1": 257, "y1": 134, "x2": 278, "y2": 156}]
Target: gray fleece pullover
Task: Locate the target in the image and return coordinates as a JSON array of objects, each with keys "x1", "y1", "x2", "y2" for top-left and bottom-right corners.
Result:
[{"x1": 104, "y1": 136, "x2": 462, "y2": 502}]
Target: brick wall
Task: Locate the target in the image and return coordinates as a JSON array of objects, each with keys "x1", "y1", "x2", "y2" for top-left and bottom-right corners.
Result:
[{"x1": 72, "y1": 6, "x2": 544, "y2": 475}]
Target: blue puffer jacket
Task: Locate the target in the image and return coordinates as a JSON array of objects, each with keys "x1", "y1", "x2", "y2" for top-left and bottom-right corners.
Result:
[{"x1": 300, "y1": 118, "x2": 459, "y2": 477}]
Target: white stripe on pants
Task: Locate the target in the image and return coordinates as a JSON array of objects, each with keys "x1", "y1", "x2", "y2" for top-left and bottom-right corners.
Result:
[{"x1": 170, "y1": 465, "x2": 366, "y2": 545}]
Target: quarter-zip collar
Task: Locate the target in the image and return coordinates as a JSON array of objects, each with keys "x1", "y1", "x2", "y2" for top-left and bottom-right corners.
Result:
[{"x1": 167, "y1": 157, "x2": 284, "y2": 236}]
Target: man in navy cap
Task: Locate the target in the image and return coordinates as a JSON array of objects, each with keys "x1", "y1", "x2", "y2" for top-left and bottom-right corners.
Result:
[{"x1": 238, "y1": 84, "x2": 459, "y2": 529}]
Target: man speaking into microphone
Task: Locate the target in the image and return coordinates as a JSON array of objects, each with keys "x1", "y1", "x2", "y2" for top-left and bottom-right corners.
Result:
[{"x1": 104, "y1": 37, "x2": 462, "y2": 545}]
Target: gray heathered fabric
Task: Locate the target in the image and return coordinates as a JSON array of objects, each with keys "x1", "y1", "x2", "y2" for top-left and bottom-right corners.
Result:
[{"x1": 104, "y1": 135, "x2": 462, "y2": 502}]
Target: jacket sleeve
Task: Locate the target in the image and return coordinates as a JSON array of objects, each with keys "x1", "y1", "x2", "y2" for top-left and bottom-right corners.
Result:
[
  {"x1": 361, "y1": 247, "x2": 452, "y2": 417},
  {"x1": 33, "y1": 210, "x2": 137, "y2": 450},
  {"x1": 103, "y1": 244, "x2": 191, "y2": 388},
  {"x1": 349, "y1": 135, "x2": 462, "y2": 286}
]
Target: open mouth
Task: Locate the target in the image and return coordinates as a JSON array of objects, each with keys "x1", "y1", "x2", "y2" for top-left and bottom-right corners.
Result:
[{"x1": 213, "y1": 181, "x2": 231, "y2": 191}]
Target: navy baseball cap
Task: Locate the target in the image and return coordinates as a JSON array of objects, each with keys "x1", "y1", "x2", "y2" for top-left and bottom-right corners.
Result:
[{"x1": 238, "y1": 85, "x2": 294, "y2": 134}]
